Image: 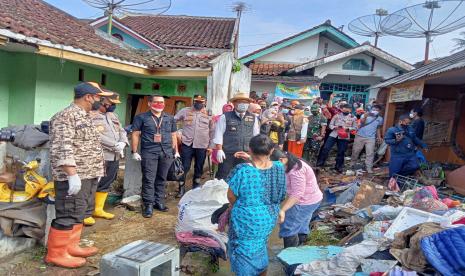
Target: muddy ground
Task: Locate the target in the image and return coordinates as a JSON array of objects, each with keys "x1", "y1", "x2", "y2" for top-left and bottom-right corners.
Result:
[{"x1": 0, "y1": 178, "x2": 286, "y2": 276}]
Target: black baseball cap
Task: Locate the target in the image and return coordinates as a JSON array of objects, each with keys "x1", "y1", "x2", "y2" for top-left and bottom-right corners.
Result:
[{"x1": 74, "y1": 82, "x2": 112, "y2": 98}]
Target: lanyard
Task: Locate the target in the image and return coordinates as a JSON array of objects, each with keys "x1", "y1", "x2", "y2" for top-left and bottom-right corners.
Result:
[{"x1": 151, "y1": 115, "x2": 164, "y2": 134}]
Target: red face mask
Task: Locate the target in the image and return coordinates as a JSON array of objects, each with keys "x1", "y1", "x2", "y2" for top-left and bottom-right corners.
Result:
[{"x1": 151, "y1": 103, "x2": 165, "y2": 110}]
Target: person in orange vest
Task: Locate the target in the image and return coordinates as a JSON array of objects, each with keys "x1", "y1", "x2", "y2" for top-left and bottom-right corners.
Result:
[{"x1": 287, "y1": 104, "x2": 309, "y2": 158}]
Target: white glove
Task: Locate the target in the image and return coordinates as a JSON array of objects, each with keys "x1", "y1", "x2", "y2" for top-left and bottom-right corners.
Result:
[
  {"x1": 67, "y1": 174, "x2": 82, "y2": 195},
  {"x1": 174, "y1": 152, "x2": 180, "y2": 159},
  {"x1": 115, "y1": 142, "x2": 126, "y2": 152},
  {"x1": 216, "y1": 150, "x2": 226, "y2": 163},
  {"x1": 132, "y1": 152, "x2": 142, "y2": 161},
  {"x1": 119, "y1": 150, "x2": 125, "y2": 159}
]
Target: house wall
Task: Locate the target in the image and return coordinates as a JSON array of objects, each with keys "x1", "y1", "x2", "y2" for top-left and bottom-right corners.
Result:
[
  {"x1": 317, "y1": 35, "x2": 349, "y2": 58},
  {"x1": 0, "y1": 51, "x2": 12, "y2": 127},
  {"x1": 7, "y1": 52, "x2": 37, "y2": 126},
  {"x1": 98, "y1": 25, "x2": 151, "y2": 49},
  {"x1": 126, "y1": 78, "x2": 207, "y2": 97},
  {"x1": 255, "y1": 35, "x2": 320, "y2": 64},
  {"x1": 314, "y1": 53, "x2": 401, "y2": 79}
]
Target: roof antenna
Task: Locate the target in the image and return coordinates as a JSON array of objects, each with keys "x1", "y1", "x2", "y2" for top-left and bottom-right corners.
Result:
[
  {"x1": 231, "y1": 2, "x2": 250, "y2": 57},
  {"x1": 82, "y1": 0, "x2": 172, "y2": 35}
]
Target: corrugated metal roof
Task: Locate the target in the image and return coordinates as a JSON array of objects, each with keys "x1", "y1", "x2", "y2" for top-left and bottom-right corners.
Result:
[{"x1": 371, "y1": 49, "x2": 465, "y2": 89}]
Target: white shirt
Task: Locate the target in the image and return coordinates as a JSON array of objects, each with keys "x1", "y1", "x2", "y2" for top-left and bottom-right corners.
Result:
[{"x1": 213, "y1": 111, "x2": 260, "y2": 145}]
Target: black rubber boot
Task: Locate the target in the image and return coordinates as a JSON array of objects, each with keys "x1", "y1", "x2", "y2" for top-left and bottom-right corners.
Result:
[
  {"x1": 298, "y1": 234, "x2": 308, "y2": 246},
  {"x1": 176, "y1": 182, "x2": 185, "y2": 198},
  {"x1": 283, "y1": 235, "x2": 299, "y2": 248},
  {"x1": 142, "y1": 203, "x2": 153, "y2": 218},
  {"x1": 192, "y1": 178, "x2": 201, "y2": 189}
]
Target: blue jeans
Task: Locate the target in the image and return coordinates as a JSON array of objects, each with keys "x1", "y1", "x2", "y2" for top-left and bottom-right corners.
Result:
[
  {"x1": 316, "y1": 136, "x2": 348, "y2": 170},
  {"x1": 279, "y1": 202, "x2": 321, "y2": 238},
  {"x1": 389, "y1": 154, "x2": 419, "y2": 178}
]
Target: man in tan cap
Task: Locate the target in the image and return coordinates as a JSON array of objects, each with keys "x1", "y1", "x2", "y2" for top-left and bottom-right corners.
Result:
[
  {"x1": 86, "y1": 92, "x2": 128, "y2": 225},
  {"x1": 213, "y1": 92, "x2": 260, "y2": 179},
  {"x1": 174, "y1": 95, "x2": 214, "y2": 197}
]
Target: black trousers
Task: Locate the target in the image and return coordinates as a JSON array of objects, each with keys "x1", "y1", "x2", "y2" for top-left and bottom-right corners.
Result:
[
  {"x1": 316, "y1": 136, "x2": 349, "y2": 170},
  {"x1": 97, "y1": 160, "x2": 119, "y2": 192},
  {"x1": 181, "y1": 144, "x2": 207, "y2": 181},
  {"x1": 53, "y1": 178, "x2": 98, "y2": 230},
  {"x1": 215, "y1": 152, "x2": 247, "y2": 180},
  {"x1": 141, "y1": 152, "x2": 174, "y2": 205}
]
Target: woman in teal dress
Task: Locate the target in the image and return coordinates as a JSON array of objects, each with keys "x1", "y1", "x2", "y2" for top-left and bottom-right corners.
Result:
[{"x1": 226, "y1": 134, "x2": 286, "y2": 276}]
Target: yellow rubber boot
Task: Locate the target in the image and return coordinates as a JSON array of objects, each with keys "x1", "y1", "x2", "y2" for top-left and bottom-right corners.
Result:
[
  {"x1": 92, "y1": 192, "x2": 115, "y2": 220},
  {"x1": 83, "y1": 217, "x2": 95, "y2": 226}
]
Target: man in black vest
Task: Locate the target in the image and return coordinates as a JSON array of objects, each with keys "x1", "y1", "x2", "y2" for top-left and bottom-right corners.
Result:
[{"x1": 213, "y1": 92, "x2": 260, "y2": 179}]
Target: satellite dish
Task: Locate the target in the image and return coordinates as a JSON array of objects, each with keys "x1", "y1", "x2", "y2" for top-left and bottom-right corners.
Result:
[
  {"x1": 348, "y1": 9, "x2": 411, "y2": 47},
  {"x1": 82, "y1": 0, "x2": 172, "y2": 34},
  {"x1": 381, "y1": 0, "x2": 465, "y2": 63}
]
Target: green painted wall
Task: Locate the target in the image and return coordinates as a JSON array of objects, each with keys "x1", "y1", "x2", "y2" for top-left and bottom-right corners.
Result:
[
  {"x1": 1, "y1": 50, "x2": 207, "y2": 128},
  {"x1": 0, "y1": 51, "x2": 11, "y2": 127},
  {"x1": 99, "y1": 25, "x2": 151, "y2": 49},
  {"x1": 127, "y1": 77, "x2": 207, "y2": 98},
  {"x1": 8, "y1": 53, "x2": 36, "y2": 125},
  {"x1": 34, "y1": 55, "x2": 131, "y2": 124}
]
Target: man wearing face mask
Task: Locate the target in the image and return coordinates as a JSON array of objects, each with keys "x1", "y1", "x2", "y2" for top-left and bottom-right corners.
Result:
[
  {"x1": 350, "y1": 105, "x2": 384, "y2": 174},
  {"x1": 46, "y1": 82, "x2": 112, "y2": 268},
  {"x1": 86, "y1": 92, "x2": 128, "y2": 225},
  {"x1": 303, "y1": 104, "x2": 327, "y2": 162},
  {"x1": 131, "y1": 95, "x2": 179, "y2": 218},
  {"x1": 174, "y1": 95, "x2": 213, "y2": 197},
  {"x1": 213, "y1": 92, "x2": 260, "y2": 179},
  {"x1": 316, "y1": 104, "x2": 357, "y2": 173},
  {"x1": 385, "y1": 114, "x2": 427, "y2": 179}
]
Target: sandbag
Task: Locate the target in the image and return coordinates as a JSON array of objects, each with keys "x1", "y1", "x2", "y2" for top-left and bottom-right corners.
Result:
[{"x1": 176, "y1": 179, "x2": 228, "y2": 233}]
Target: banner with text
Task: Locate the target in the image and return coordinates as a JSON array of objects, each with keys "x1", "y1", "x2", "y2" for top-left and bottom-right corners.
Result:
[{"x1": 275, "y1": 83, "x2": 320, "y2": 100}]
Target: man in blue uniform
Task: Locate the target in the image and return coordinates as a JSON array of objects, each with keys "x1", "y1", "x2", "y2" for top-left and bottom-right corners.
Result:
[{"x1": 385, "y1": 114, "x2": 427, "y2": 178}]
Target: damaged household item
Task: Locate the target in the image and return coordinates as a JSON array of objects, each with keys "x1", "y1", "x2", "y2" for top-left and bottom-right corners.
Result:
[
  {"x1": 335, "y1": 182, "x2": 359, "y2": 204},
  {"x1": 100, "y1": 240, "x2": 180, "y2": 276},
  {"x1": 176, "y1": 179, "x2": 228, "y2": 233},
  {"x1": 384, "y1": 207, "x2": 450, "y2": 240},
  {"x1": 390, "y1": 222, "x2": 443, "y2": 272},
  {"x1": 352, "y1": 180, "x2": 386, "y2": 209},
  {"x1": 277, "y1": 246, "x2": 343, "y2": 276},
  {"x1": 446, "y1": 165, "x2": 465, "y2": 195},
  {"x1": 363, "y1": 221, "x2": 392, "y2": 240},
  {"x1": 295, "y1": 239, "x2": 384, "y2": 276},
  {"x1": 360, "y1": 259, "x2": 398, "y2": 274},
  {"x1": 420, "y1": 226, "x2": 465, "y2": 276}
]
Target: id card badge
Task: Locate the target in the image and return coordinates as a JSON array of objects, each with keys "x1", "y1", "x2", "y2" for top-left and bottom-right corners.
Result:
[{"x1": 154, "y1": 133, "x2": 162, "y2": 143}]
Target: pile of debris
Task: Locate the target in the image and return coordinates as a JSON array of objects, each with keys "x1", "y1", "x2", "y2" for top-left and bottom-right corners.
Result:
[{"x1": 278, "y1": 169, "x2": 465, "y2": 276}]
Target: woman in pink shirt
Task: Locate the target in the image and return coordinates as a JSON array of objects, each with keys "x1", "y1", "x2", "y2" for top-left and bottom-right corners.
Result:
[{"x1": 270, "y1": 149, "x2": 323, "y2": 248}]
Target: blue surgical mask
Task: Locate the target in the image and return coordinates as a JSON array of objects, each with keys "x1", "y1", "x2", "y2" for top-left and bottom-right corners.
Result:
[
  {"x1": 236, "y1": 103, "x2": 249, "y2": 113},
  {"x1": 281, "y1": 108, "x2": 289, "y2": 114}
]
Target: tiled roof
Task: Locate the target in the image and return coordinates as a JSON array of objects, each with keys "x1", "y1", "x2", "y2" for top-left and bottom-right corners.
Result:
[
  {"x1": 0, "y1": 0, "x2": 220, "y2": 70},
  {"x1": 120, "y1": 15, "x2": 236, "y2": 49},
  {"x1": 0, "y1": 0, "x2": 144, "y2": 64},
  {"x1": 249, "y1": 63, "x2": 297, "y2": 76},
  {"x1": 138, "y1": 50, "x2": 220, "y2": 69}
]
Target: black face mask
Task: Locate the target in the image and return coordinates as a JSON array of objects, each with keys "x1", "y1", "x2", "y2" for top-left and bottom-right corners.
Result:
[
  {"x1": 342, "y1": 112, "x2": 350, "y2": 116},
  {"x1": 106, "y1": 104, "x2": 116, "y2": 113},
  {"x1": 91, "y1": 99, "x2": 102, "y2": 111},
  {"x1": 193, "y1": 102, "x2": 204, "y2": 110}
]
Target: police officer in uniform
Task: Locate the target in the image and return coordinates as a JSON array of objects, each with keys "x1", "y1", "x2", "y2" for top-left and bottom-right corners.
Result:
[
  {"x1": 174, "y1": 95, "x2": 214, "y2": 197},
  {"x1": 131, "y1": 95, "x2": 179, "y2": 218},
  {"x1": 385, "y1": 114, "x2": 427, "y2": 179},
  {"x1": 86, "y1": 92, "x2": 128, "y2": 225},
  {"x1": 46, "y1": 82, "x2": 112, "y2": 268},
  {"x1": 213, "y1": 92, "x2": 260, "y2": 180}
]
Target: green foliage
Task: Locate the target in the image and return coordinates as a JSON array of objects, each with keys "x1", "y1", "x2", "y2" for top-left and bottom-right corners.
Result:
[
  {"x1": 232, "y1": 60, "x2": 242, "y2": 73},
  {"x1": 306, "y1": 230, "x2": 340, "y2": 246}
]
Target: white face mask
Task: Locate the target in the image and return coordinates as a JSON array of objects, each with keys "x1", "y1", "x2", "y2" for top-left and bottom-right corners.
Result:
[
  {"x1": 371, "y1": 110, "x2": 379, "y2": 116},
  {"x1": 409, "y1": 113, "x2": 415, "y2": 119},
  {"x1": 236, "y1": 103, "x2": 249, "y2": 113}
]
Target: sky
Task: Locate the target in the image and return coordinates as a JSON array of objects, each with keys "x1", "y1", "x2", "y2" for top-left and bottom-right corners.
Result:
[{"x1": 43, "y1": 0, "x2": 465, "y2": 63}]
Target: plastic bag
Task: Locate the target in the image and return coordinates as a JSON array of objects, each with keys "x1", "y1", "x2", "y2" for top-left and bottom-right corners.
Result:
[
  {"x1": 167, "y1": 157, "x2": 184, "y2": 181},
  {"x1": 377, "y1": 141, "x2": 388, "y2": 156},
  {"x1": 176, "y1": 179, "x2": 229, "y2": 233}
]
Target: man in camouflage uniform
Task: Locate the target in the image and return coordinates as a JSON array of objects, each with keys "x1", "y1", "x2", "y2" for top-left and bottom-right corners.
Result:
[
  {"x1": 85, "y1": 92, "x2": 128, "y2": 225},
  {"x1": 303, "y1": 104, "x2": 327, "y2": 162},
  {"x1": 45, "y1": 82, "x2": 111, "y2": 268}
]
